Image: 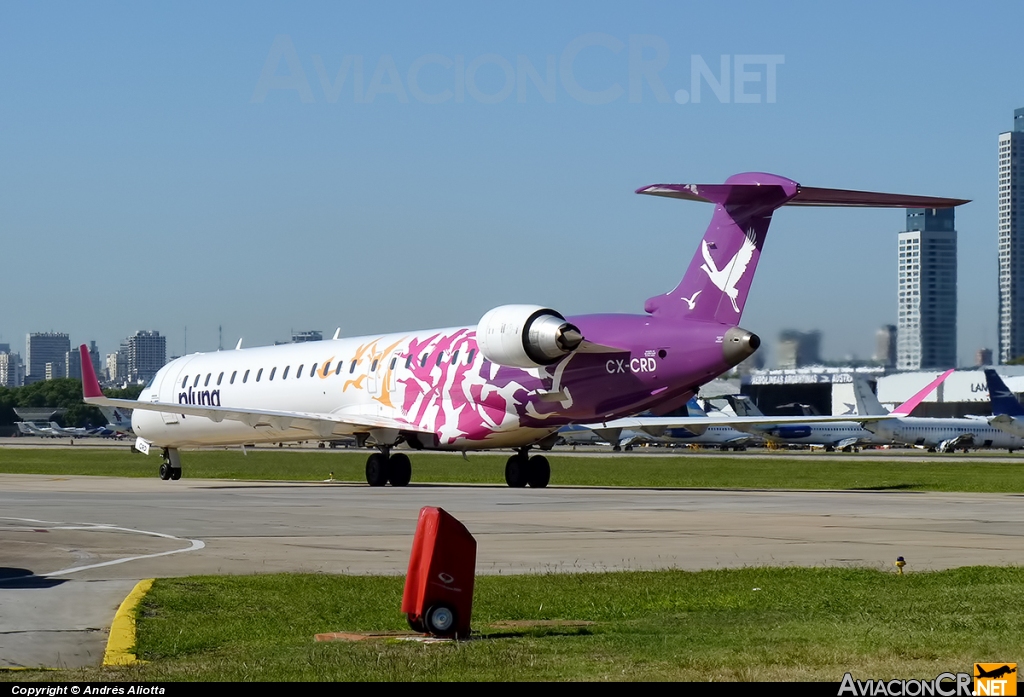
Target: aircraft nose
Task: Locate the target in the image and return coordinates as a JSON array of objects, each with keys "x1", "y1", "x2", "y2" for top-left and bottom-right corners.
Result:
[{"x1": 722, "y1": 326, "x2": 760, "y2": 367}]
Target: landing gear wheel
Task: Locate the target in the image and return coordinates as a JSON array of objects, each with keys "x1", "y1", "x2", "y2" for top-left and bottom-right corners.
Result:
[
  {"x1": 388, "y1": 453, "x2": 412, "y2": 487},
  {"x1": 527, "y1": 455, "x2": 550, "y2": 488},
  {"x1": 170, "y1": 468, "x2": 182, "y2": 481},
  {"x1": 505, "y1": 455, "x2": 529, "y2": 487},
  {"x1": 159, "y1": 463, "x2": 171, "y2": 480},
  {"x1": 425, "y1": 603, "x2": 457, "y2": 637},
  {"x1": 365, "y1": 453, "x2": 390, "y2": 486},
  {"x1": 612, "y1": 445, "x2": 622, "y2": 452}
]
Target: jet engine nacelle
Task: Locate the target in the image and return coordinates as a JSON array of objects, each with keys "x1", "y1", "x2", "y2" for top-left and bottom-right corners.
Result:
[{"x1": 476, "y1": 304, "x2": 584, "y2": 368}]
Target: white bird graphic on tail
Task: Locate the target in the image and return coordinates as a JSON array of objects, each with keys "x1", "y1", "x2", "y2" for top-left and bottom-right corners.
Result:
[{"x1": 699, "y1": 227, "x2": 757, "y2": 314}]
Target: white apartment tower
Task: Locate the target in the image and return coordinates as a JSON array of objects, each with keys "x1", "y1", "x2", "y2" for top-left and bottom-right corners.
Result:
[
  {"x1": 897, "y1": 208, "x2": 957, "y2": 370},
  {"x1": 998, "y1": 108, "x2": 1024, "y2": 363}
]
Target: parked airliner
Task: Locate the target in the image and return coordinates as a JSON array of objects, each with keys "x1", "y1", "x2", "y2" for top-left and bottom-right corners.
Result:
[
  {"x1": 80, "y1": 173, "x2": 967, "y2": 486},
  {"x1": 854, "y1": 372, "x2": 1024, "y2": 452}
]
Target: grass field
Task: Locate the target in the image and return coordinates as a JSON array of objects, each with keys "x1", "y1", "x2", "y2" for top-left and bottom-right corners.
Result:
[
  {"x1": 6, "y1": 567, "x2": 1023, "y2": 681},
  {"x1": 2, "y1": 447, "x2": 1024, "y2": 492}
]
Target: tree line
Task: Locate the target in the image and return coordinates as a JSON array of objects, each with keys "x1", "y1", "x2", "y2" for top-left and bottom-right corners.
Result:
[{"x1": 0, "y1": 379, "x2": 143, "y2": 427}]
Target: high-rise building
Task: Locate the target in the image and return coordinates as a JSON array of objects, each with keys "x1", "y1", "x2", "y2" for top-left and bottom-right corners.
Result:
[
  {"x1": 976, "y1": 348, "x2": 994, "y2": 366},
  {"x1": 126, "y1": 331, "x2": 166, "y2": 384},
  {"x1": 776, "y1": 330, "x2": 822, "y2": 369},
  {"x1": 64, "y1": 351, "x2": 82, "y2": 380},
  {"x1": 896, "y1": 208, "x2": 957, "y2": 370},
  {"x1": 874, "y1": 325, "x2": 897, "y2": 368},
  {"x1": 999, "y1": 108, "x2": 1024, "y2": 363},
  {"x1": 25, "y1": 332, "x2": 71, "y2": 384},
  {"x1": 0, "y1": 351, "x2": 24, "y2": 387}
]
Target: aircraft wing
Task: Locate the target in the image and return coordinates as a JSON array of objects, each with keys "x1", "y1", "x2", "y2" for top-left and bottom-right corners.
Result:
[
  {"x1": 580, "y1": 414, "x2": 892, "y2": 431},
  {"x1": 81, "y1": 395, "x2": 436, "y2": 439},
  {"x1": 78, "y1": 346, "x2": 435, "y2": 439}
]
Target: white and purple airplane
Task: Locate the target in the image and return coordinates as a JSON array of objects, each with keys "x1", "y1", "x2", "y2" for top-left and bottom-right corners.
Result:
[{"x1": 79, "y1": 173, "x2": 966, "y2": 485}]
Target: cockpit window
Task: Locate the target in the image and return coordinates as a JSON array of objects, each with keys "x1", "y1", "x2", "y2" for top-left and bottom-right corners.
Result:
[
  {"x1": 181, "y1": 376, "x2": 188, "y2": 389},
  {"x1": 144, "y1": 373, "x2": 157, "y2": 390}
]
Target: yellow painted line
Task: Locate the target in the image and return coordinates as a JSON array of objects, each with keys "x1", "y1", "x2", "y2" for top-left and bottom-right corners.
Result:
[{"x1": 102, "y1": 579, "x2": 154, "y2": 666}]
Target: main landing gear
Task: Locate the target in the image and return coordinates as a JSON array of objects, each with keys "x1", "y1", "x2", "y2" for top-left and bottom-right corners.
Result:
[
  {"x1": 159, "y1": 448, "x2": 182, "y2": 481},
  {"x1": 365, "y1": 449, "x2": 412, "y2": 487},
  {"x1": 504, "y1": 448, "x2": 550, "y2": 488},
  {"x1": 362, "y1": 447, "x2": 551, "y2": 488}
]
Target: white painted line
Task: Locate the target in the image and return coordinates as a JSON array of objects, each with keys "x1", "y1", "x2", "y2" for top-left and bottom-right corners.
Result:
[{"x1": 0, "y1": 516, "x2": 205, "y2": 577}]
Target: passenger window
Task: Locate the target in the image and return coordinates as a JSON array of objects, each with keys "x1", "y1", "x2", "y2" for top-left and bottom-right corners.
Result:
[
  {"x1": 269, "y1": 367, "x2": 276, "y2": 381},
  {"x1": 389, "y1": 358, "x2": 397, "y2": 370},
  {"x1": 466, "y1": 349, "x2": 476, "y2": 364},
  {"x1": 297, "y1": 364, "x2": 304, "y2": 378},
  {"x1": 405, "y1": 356, "x2": 412, "y2": 369},
  {"x1": 323, "y1": 361, "x2": 332, "y2": 375},
  {"x1": 230, "y1": 371, "x2": 237, "y2": 385},
  {"x1": 256, "y1": 368, "x2": 263, "y2": 382},
  {"x1": 282, "y1": 366, "x2": 290, "y2": 380},
  {"x1": 182, "y1": 376, "x2": 188, "y2": 389},
  {"x1": 335, "y1": 362, "x2": 343, "y2": 375},
  {"x1": 243, "y1": 369, "x2": 250, "y2": 383},
  {"x1": 193, "y1": 375, "x2": 201, "y2": 388},
  {"x1": 371, "y1": 359, "x2": 378, "y2": 372},
  {"x1": 217, "y1": 372, "x2": 224, "y2": 386},
  {"x1": 450, "y1": 350, "x2": 459, "y2": 365},
  {"x1": 421, "y1": 354, "x2": 428, "y2": 368},
  {"x1": 435, "y1": 353, "x2": 444, "y2": 367},
  {"x1": 204, "y1": 374, "x2": 211, "y2": 387},
  {"x1": 350, "y1": 360, "x2": 357, "y2": 374},
  {"x1": 310, "y1": 363, "x2": 318, "y2": 378}
]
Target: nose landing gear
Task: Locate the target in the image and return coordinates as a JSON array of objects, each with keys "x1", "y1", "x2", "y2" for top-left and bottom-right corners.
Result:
[{"x1": 159, "y1": 448, "x2": 182, "y2": 481}]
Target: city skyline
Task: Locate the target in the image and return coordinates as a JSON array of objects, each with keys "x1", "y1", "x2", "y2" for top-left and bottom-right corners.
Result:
[{"x1": 0, "y1": 3, "x2": 1018, "y2": 366}]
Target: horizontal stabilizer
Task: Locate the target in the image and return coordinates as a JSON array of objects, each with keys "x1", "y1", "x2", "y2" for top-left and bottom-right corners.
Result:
[{"x1": 636, "y1": 182, "x2": 969, "y2": 209}]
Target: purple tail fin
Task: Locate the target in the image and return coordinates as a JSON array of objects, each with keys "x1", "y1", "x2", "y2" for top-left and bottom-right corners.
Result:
[
  {"x1": 638, "y1": 172, "x2": 969, "y2": 323},
  {"x1": 641, "y1": 172, "x2": 798, "y2": 322}
]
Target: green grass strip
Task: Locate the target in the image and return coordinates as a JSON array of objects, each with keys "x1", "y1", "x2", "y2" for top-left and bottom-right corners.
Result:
[
  {"x1": 2, "y1": 448, "x2": 1024, "y2": 492},
  {"x1": 8, "y1": 567, "x2": 1024, "y2": 681}
]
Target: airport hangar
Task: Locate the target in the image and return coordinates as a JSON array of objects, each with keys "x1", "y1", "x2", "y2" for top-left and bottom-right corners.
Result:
[{"x1": 724, "y1": 366, "x2": 1024, "y2": 418}]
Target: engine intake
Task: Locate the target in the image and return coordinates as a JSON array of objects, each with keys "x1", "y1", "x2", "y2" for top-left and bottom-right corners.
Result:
[{"x1": 477, "y1": 304, "x2": 583, "y2": 368}]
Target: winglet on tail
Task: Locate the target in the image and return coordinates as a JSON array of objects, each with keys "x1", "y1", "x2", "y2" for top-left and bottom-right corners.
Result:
[
  {"x1": 890, "y1": 369, "x2": 955, "y2": 417},
  {"x1": 79, "y1": 344, "x2": 104, "y2": 400}
]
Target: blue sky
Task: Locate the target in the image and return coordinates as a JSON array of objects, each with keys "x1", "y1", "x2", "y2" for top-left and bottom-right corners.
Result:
[{"x1": 0, "y1": 2, "x2": 1017, "y2": 365}]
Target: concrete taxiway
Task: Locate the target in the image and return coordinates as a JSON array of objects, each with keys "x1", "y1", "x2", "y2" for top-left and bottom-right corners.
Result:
[{"x1": 3, "y1": 474, "x2": 1024, "y2": 668}]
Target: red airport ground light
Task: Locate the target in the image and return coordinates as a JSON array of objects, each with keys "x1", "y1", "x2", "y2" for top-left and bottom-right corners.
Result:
[{"x1": 402, "y1": 506, "x2": 477, "y2": 639}]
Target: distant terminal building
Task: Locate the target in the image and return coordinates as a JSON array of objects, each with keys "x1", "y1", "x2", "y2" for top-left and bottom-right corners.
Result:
[
  {"x1": 743, "y1": 366, "x2": 887, "y2": 417},
  {"x1": 897, "y1": 207, "x2": 957, "y2": 370},
  {"x1": 25, "y1": 332, "x2": 70, "y2": 384},
  {"x1": 874, "y1": 325, "x2": 897, "y2": 369},
  {"x1": 126, "y1": 330, "x2": 167, "y2": 384},
  {"x1": 999, "y1": 108, "x2": 1024, "y2": 363},
  {"x1": 292, "y1": 330, "x2": 322, "y2": 343},
  {"x1": 743, "y1": 365, "x2": 1024, "y2": 420}
]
